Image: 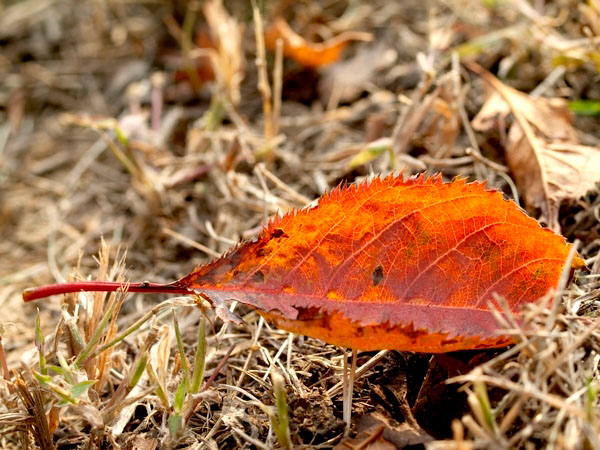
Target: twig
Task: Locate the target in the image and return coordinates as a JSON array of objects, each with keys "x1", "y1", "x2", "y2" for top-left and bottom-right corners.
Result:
[
  {"x1": 327, "y1": 350, "x2": 387, "y2": 397},
  {"x1": 342, "y1": 350, "x2": 349, "y2": 435},
  {"x1": 272, "y1": 38, "x2": 283, "y2": 138},
  {"x1": 232, "y1": 428, "x2": 271, "y2": 450},
  {"x1": 251, "y1": 0, "x2": 274, "y2": 160},
  {"x1": 496, "y1": 170, "x2": 520, "y2": 206},
  {"x1": 342, "y1": 349, "x2": 358, "y2": 436},
  {"x1": 449, "y1": 373, "x2": 585, "y2": 418},
  {"x1": 162, "y1": 226, "x2": 221, "y2": 258},
  {"x1": 256, "y1": 163, "x2": 312, "y2": 205},
  {"x1": 452, "y1": 52, "x2": 486, "y2": 179},
  {"x1": 465, "y1": 147, "x2": 510, "y2": 173},
  {"x1": 529, "y1": 66, "x2": 566, "y2": 98},
  {"x1": 393, "y1": 85, "x2": 439, "y2": 157},
  {"x1": 0, "y1": 333, "x2": 13, "y2": 394}
]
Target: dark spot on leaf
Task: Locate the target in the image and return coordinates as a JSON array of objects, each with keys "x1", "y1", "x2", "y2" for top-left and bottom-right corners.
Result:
[
  {"x1": 297, "y1": 306, "x2": 326, "y2": 321},
  {"x1": 270, "y1": 228, "x2": 288, "y2": 239},
  {"x1": 372, "y1": 265, "x2": 384, "y2": 286},
  {"x1": 253, "y1": 270, "x2": 265, "y2": 283}
]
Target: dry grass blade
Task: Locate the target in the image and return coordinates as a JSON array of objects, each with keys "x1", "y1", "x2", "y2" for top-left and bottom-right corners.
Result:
[
  {"x1": 14, "y1": 372, "x2": 56, "y2": 450},
  {"x1": 0, "y1": 332, "x2": 13, "y2": 395}
]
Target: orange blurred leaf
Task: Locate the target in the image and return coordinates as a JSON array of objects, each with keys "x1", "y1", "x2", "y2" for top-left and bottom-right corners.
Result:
[{"x1": 264, "y1": 17, "x2": 372, "y2": 68}]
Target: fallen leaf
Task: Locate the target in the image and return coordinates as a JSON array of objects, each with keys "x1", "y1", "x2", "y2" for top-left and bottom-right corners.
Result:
[
  {"x1": 264, "y1": 17, "x2": 372, "y2": 68},
  {"x1": 171, "y1": 28, "x2": 215, "y2": 85},
  {"x1": 24, "y1": 174, "x2": 584, "y2": 352},
  {"x1": 469, "y1": 62, "x2": 600, "y2": 231},
  {"x1": 47, "y1": 405, "x2": 60, "y2": 436},
  {"x1": 170, "y1": 1, "x2": 245, "y2": 103},
  {"x1": 417, "y1": 74, "x2": 460, "y2": 158},
  {"x1": 172, "y1": 174, "x2": 583, "y2": 351}
]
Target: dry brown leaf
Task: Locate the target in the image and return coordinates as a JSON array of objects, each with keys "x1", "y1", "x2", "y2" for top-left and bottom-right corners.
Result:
[
  {"x1": 419, "y1": 74, "x2": 460, "y2": 158},
  {"x1": 128, "y1": 435, "x2": 158, "y2": 450},
  {"x1": 469, "y1": 62, "x2": 600, "y2": 231},
  {"x1": 47, "y1": 404, "x2": 60, "y2": 436},
  {"x1": 333, "y1": 413, "x2": 432, "y2": 449},
  {"x1": 264, "y1": 17, "x2": 372, "y2": 68},
  {"x1": 318, "y1": 41, "x2": 397, "y2": 105}
]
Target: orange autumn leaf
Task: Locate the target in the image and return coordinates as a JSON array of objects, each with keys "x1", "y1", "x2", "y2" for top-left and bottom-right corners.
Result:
[
  {"x1": 170, "y1": 174, "x2": 582, "y2": 352},
  {"x1": 264, "y1": 17, "x2": 372, "y2": 68},
  {"x1": 24, "y1": 174, "x2": 583, "y2": 353}
]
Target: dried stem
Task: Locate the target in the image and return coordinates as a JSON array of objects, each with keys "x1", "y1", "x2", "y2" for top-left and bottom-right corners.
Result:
[
  {"x1": 251, "y1": 0, "x2": 274, "y2": 161},
  {"x1": 23, "y1": 281, "x2": 190, "y2": 302}
]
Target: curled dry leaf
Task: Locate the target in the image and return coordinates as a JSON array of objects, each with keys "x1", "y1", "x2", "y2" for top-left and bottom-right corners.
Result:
[
  {"x1": 469, "y1": 62, "x2": 600, "y2": 231},
  {"x1": 24, "y1": 174, "x2": 583, "y2": 353},
  {"x1": 264, "y1": 17, "x2": 372, "y2": 68}
]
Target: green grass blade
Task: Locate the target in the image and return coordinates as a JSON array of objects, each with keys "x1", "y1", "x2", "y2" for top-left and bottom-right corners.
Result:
[{"x1": 190, "y1": 316, "x2": 207, "y2": 394}]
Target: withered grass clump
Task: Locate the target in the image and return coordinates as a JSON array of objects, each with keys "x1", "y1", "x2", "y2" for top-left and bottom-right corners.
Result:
[
  {"x1": 431, "y1": 289, "x2": 600, "y2": 449},
  {"x1": 0, "y1": 243, "x2": 303, "y2": 448}
]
